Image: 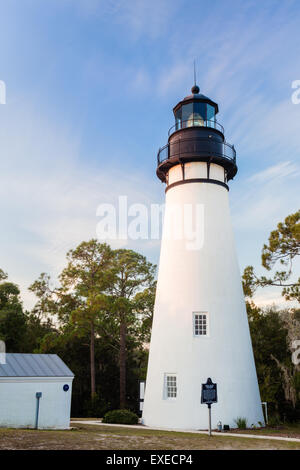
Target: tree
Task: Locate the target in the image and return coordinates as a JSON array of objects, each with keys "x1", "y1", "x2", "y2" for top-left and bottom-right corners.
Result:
[
  {"x1": 108, "y1": 249, "x2": 156, "y2": 408},
  {"x1": 247, "y1": 303, "x2": 293, "y2": 415},
  {"x1": 22, "y1": 312, "x2": 56, "y2": 353},
  {"x1": 58, "y1": 240, "x2": 115, "y2": 398},
  {"x1": 0, "y1": 272, "x2": 26, "y2": 351},
  {"x1": 29, "y1": 243, "x2": 156, "y2": 412},
  {"x1": 0, "y1": 269, "x2": 7, "y2": 282},
  {"x1": 243, "y1": 210, "x2": 300, "y2": 302},
  {"x1": 243, "y1": 211, "x2": 300, "y2": 418},
  {"x1": 134, "y1": 282, "x2": 156, "y2": 344},
  {"x1": 0, "y1": 268, "x2": 55, "y2": 356},
  {"x1": 272, "y1": 308, "x2": 300, "y2": 410},
  {"x1": 30, "y1": 240, "x2": 114, "y2": 399}
]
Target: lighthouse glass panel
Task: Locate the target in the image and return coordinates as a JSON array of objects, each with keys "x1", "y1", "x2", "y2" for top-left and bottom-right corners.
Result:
[
  {"x1": 181, "y1": 103, "x2": 193, "y2": 128},
  {"x1": 175, "y1": 108, "x2": 182, "y2": 131},
  {"x1": 165, "y1": 375, "x2": 177, "y2": 399},
  {"x1": 193, "y1": 102, "x2": 206, "y2": 126},
  {"x1": 207, "y1": 104, "x2": 216, "y2": 128},
  {"x1": 193, "y1": 313, "x2": 208, "y2": 336}
]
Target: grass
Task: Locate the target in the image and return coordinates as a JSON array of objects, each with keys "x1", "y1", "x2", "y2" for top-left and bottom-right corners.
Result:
[
  {"x1": 234, "y1": 417, "x2": 247, "y2": 429},
  {"x1": 0, "y1": 423, "x2": 299, "y2": 450},
  {"x1": 229, "y1": 422, "x2": 300, "y2": 438}
]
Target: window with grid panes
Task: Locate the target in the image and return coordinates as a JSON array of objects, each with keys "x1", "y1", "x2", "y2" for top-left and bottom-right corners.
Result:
[
  {"x1": 193, "y1": 313, "x2": 208, "y2": 336},
  {"x1": 165, "y1": 375, "x2": 177, "y2": 398}
]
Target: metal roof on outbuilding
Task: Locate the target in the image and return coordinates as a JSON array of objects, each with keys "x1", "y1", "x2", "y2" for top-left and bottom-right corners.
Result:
[{"x1": 0, "y1": 354, "x2": 74, "y2": 377}]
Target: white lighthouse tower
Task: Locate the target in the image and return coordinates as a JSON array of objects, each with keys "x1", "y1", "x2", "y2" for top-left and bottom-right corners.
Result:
[{"x1": 142, "y1": 84, "x2": 264, "y2": 430}]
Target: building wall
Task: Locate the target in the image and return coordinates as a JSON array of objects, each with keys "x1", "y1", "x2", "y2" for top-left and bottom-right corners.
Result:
[
  {"x1": 143, "y1": 166, "x2": 264, "y2": 429},
  {"x1": 168, "y1": 162, "x2": 226, "y2": 185},
  {"x1": 0, "y1": 377, "x2": 73, "y2": 429}
]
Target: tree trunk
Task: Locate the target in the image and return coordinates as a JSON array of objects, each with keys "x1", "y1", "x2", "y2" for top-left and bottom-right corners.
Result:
[
  {"x1": 90, "y1": 322, "x2": 96, "y2": 399},
  {"x1": 119, "y1": 317, "x2": 127, "y2": 408},
  {"x1": 271, "y1": 354, "x2": 297, "y2": 408}
]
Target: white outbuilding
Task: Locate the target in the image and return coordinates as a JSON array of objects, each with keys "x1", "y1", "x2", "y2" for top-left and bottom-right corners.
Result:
[{"x1": 0, "y1": 353, "x2": 74, "y2": 429}]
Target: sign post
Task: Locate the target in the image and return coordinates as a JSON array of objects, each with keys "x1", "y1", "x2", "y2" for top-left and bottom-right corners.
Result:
[
  {"x1": 201, "y1": 378, "x2": 217, "y2": 436},
  {"x1": 139, "y1": 380, "x2": 145, "y2": 415},
  {"x1": 208, "y1": 404, "x2": 212, "y2": 436}
]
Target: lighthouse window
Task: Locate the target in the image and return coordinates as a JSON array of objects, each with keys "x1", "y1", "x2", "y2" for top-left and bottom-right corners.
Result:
[
  {"x1": 194, "y1": 102, "x2": 206, "y2": 125},
  {"x1": 193, "y1": 313, "x2": 208, "y2": 336},
  {"x1": 175, "y1": 108, "x2": 182, "y2": 131},
  {"x1": 165, "y1": 375, "x2": 177, "y2": 399},
  {"x1": 207, "y1": 104, "x2": 215, "y2": 125},
  {"x1": 181, "y1": 103, "x2": 193, "y2": 127}
]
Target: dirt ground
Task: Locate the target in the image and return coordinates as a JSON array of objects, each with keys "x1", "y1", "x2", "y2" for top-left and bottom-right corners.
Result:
[{"x1": 0, "y1": 423, "x2": 299, "y2": 450}]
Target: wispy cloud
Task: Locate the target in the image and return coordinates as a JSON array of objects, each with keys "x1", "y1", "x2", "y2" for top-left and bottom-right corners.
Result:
[
  {"x1": 69, "y1": 0, "x2": 179, "y2": 40},
  {"x1": 248, "y1": 161, "x2": 300, "y2": 184},
  {"x1": 0, "y1": 98, "x2": 160, "y2": 309},
  {"x1": 1, "y1": 0, "x2": 299, "y2": 312},
  {"x1": 231, "y1": 159, "x2": 299, "y2": 234},
  {"x1": 157, "y1": 63, "x2": 192, "y2": 97}
]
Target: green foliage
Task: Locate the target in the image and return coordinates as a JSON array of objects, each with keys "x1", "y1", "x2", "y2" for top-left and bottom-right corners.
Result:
[
  {"x1": 102, "y1": 409, "x2": 139, "y2": 425},
  {"x1": 103, "y1": 248, "x2": 156, "y2": 408},
  {"x1": 247, "y1": 302, "x2": 300, "y2": 420},
  {"x1": 0, "y1": 269, "x2": 8, "y2": 282},
  {"x1": 243, "y1": 211, "x2": 300, "y2": 420},
  {"x1": 262, "y1": 210, "x2": 300, "y2": 271},
  {"x1": 134, "y1": 283, "x2": 156, "y2": 343},
  {"x1": 0, "y1": 251, "x2": 154, "y2": 417},
  {"x1": 0, "y1": 278, "x2": 26, "y2": 351},
  {"x1": 83, "y1": 394, "x2": 110, "y2": 418},
  {"x1": 248, "y1": 303, "x2": 288, "y2": 404},
  {"x1": 234, "y1": 417, "x2": 247, "y2": 429},
  {"x1": 28, "y1": 242, "x2": 156, "y2": 413},
  {"x1": 267, "y1": 414, "x2": 282, "y2": 427},
  {"x1": 0, "y1": 271, "x2": 56, "y2": 354},
  {"x1": 22, "y1": 313, "x2": 56, "y2": 352},
  {"x1": 242, "y1": 210, "x2": 300, "y2": 302},
  {"x1": 242, "y1": 267, "x2": 256, "y2": 298}
]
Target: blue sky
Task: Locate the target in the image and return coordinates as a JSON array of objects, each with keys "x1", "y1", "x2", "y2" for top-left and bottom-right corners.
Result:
[{"x1": 0, "y1": 0, "x2": 299, "y2": 309}]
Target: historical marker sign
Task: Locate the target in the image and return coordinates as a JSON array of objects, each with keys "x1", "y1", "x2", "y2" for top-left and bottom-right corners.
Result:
[
  {"x1": 201, "y1": 378, "x2": 217, "y2": 436},
  {"x1": 201, "y1": 377, "x2": 217, "y2": 405}
]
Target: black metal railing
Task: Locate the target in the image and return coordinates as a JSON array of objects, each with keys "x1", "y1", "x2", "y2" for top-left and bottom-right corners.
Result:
[
  {"x1": 168, "y1": 119, "x2": 224, "y2": 136},
  {"x1": 157, "y1": 137, "x2": 236, "y2": 165}
]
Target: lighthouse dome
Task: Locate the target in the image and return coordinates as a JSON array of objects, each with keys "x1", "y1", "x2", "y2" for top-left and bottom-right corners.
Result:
[
  {"x1": 173, "y1": 85, "x2": 219, "y2": 130},
  {"x1": 156, "y1": 85, "x2": 237, "y2": 184}
]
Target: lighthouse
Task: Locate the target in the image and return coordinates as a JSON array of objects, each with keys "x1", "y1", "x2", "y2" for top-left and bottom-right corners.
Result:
[{"x1": 142, "y1": 84, "x2": 264, "y2": 430}]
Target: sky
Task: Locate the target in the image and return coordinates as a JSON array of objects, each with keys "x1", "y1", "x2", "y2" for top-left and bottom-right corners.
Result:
[{"x1": 0, "y1": 0, "x2": 299, "y2": 310}]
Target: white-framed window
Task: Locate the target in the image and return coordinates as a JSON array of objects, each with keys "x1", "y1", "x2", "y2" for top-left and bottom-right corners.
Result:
[
  {"x1": 193, "y1": 312, "x2": 209, "y2": 336},
  {"x1": 164, "y1": 374, "x2": 177, "y2": 399}
]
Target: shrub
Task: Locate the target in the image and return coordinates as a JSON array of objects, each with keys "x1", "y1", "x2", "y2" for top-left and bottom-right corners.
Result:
[
  {"x1": 234, "y1": 417, "x2": 247, "y2": 429},
  {"x1": 83, "y1": 394, "x2": 110, "y2": 418},
  {"x1": 267, "y1": 414, "x2": 282, "y2": 427},
  {"x1": 102, "y1": 409, "x2": 139, "y2": 425}
]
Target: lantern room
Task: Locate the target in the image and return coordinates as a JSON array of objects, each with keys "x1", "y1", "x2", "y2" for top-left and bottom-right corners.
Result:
[
  {"x1": 172, "y1": 85, "x2": 219, "y2": 133},
  {"x1": 157, "y1": 84, "x2": 237, "y2": 184}
]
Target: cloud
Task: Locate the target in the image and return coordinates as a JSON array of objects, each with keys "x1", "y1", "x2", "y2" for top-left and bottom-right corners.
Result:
[
  {"x1": 252, "y1": 273, "x2": 300, "y2": 310},
  {"x1": 157, "y1": 63, "x2": 192, "y2": 97},
  {"x1": 131, "y1": 69, "x2": 152, "y2": 93},
  {"x1": 1, "y1": 0, "x2": 299, "y2": 314},
  {"x1": 0, "y1": 98, "x2": 161, "y2": 310},
  {"x1": 68, "y1": 0, "x2": 178, "y2": 40},
  {"x1": 248, "y1": 161, "x2": 300, "y2": 184},
  {"x1": 253, "y1": 290, "x2": 289, "y2": 309},
  {"x1": 231, "y1": 159, "x2": 299, "y2": 232}
]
